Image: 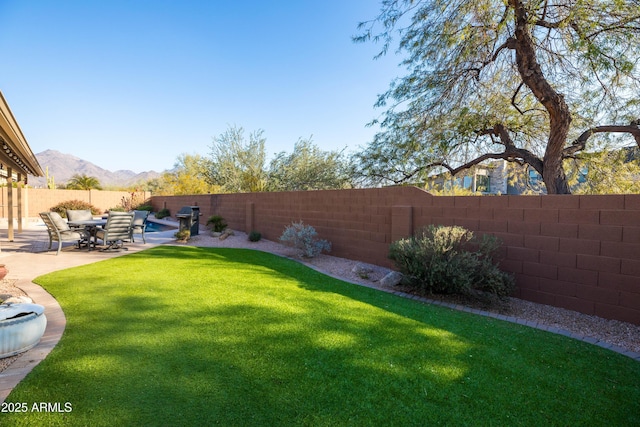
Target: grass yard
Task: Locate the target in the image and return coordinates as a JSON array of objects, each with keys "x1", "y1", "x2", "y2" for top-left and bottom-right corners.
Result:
[{"x1": 3, "y1": 246, "x2": 639, "y2": 426}]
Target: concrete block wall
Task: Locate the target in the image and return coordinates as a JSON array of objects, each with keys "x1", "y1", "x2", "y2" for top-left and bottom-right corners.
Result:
[
  {"x1": 5, "y1": 188, "x2": 152, "y2": 219},
  {"x1": 407, "y1": 192, "x2": 640, "y2": 324},
  {"x1": 152, "y1": 188, "x2": 417, "y2": 264},
  {"x1": 9, "y1": 187, "x2": 636, "y2": 323},
  {"x1": 153, "y1": 187, "x2": 640, "y2": 324}
]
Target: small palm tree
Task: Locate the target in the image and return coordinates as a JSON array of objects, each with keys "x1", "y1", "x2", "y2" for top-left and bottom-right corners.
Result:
[{"x1": 66, "y1": 174, "x2": 102, "y2": 190}]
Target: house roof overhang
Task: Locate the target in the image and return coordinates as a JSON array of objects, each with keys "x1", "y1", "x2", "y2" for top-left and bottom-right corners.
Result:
[{"x1": 0, "y1": 91, "x2": 44, "y2": 178}]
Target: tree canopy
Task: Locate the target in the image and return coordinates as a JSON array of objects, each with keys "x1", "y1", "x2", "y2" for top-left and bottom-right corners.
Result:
[
  {"x1": 354, "y1": 0, "x2": 640, "y2": 194},
  {"x1": 205, "y1": 125, "x2": 356, "y2": 193},
  {"x1": 209, "y1": 125, "x2": 268, "y2": 193},
  {"x1": 151, "y1": 153, "x2": 218, "y2": 195},
  {"x1": 267, "y1": 138, "x2": 352, "y2": 191}
]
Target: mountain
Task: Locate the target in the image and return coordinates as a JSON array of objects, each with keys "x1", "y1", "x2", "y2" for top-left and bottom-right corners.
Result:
[{"x1": 29, "y1": 150, "x2": 162, "y2": 188}]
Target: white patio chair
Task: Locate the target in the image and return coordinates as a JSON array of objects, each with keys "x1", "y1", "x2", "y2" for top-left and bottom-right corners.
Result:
[
  {"x1": 39, "y1": 212, "x2": 90, "y2": 255},
  {"x1": 95, "y1": 211, "x2": 134, "y2": 251}
]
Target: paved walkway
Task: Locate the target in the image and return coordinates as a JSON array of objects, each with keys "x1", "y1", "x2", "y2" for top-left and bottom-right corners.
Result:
[{"x1": 0, "y1": 219, "x2": 177, "y2": 402}]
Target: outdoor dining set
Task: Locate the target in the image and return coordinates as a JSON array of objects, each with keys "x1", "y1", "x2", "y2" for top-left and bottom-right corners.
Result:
[{"x1": 39, "y1": 209, "x2": 149, "y2": 255}]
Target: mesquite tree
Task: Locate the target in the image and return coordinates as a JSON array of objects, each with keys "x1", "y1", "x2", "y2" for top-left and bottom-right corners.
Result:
[
  {"x1": 209, "y1": 125, "x2": 268, "y2": 193},
  {"x1": 267, "y1": 138, "x2": 353, "y2": 191},
  {"x1": 355, "y1": 0, "x2": 640, "y2": 194}
]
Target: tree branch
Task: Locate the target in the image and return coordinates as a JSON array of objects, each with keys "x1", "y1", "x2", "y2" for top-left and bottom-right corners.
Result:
[
  {"x1": 466, "y1": 35, "x2": 517, "y2": 79},
  {"x1": 511, "y1": 82, "x2": 525, "y2": 115},
  {"x1": 563, "y1": 121, "x2": 640, "y2": 157}
]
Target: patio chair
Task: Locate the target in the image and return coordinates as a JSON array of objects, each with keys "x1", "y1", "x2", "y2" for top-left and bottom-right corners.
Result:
[
  {"x1": 39, "y1": 212, "x2": 91, "y2": 255},
  {"x1": 131, "y1": 210, "x2": 150, "y2": 244},
  {"x1": 95, "y1": 211, "x2": 134, "y2": 251},
  {"x1": 66, "y1": 209, "x2": 93, "y2": 230}
]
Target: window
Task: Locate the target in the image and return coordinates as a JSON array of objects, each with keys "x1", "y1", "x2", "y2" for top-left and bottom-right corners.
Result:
[
  {"x1": 578, "y1": 167, "x2": 588, "y2": 183},
  {"x1": 528, "y1": 169, "x2": 541, "y2": 186},
  {"x1": 476, "y1": 175, "x2": 490, "y2": 193},
  {"x1": 462, "y1": 176, "x2": 472, "y2": 189}
]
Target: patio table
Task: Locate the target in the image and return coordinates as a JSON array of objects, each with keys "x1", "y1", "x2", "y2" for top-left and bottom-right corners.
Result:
[{"x1": 67, "y1": 219, "x2": 107, "y2": 250}]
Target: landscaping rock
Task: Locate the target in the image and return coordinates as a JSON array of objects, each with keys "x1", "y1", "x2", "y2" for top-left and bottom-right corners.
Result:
[
  {"x1": 380, "y1": 271, "x2": 403, "y2": 287},
  {"x1": 352, "y1": 263, "x2": 374, "y2": 279},
  {"x1": 219, "y1": 229, "x2": 235, "y2": 240}
]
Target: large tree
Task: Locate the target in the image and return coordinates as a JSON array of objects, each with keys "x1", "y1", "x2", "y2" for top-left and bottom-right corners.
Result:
[
  {"x1": 153, "y1": 153, "x2": 218, "y2": 195},
  {"x1": 355, "y1": 0, "x2": 640, "y2": 194},
  {"x1": 209, "y1": 125, "x2": 267, "y2": 193},
  {"x1": 267, "y1": 138, "x2": 353, "y2": 191}
]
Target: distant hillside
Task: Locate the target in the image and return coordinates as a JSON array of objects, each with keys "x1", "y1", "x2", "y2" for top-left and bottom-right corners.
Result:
[{"x1": 29, "y1": 150, "x2": 162, "y2": 189}]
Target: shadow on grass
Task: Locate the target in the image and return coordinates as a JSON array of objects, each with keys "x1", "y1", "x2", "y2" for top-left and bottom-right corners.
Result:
[{"x1": 5, "y1": 246, "x2": 640, "y2": 426}]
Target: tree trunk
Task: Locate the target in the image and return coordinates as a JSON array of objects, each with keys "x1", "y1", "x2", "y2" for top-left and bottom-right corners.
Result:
[
  {"x1": 542, "y1": 153, "x2": 571, "y2": 194},
  {"x1": 542, "y1": 106, "x2": 573, "y2": 194},
  {"x1": 510, "y1": 0, "x2": 573, "y2": 194}
]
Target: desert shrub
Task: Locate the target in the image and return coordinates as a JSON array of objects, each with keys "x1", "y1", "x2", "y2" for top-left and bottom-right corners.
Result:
[
  {"x1": 50, "y1": 200, "x2": 101, "y2": 218},
  {"x1": 279, "y1": 221, "x2": 331, "y2": 258},
  {"x1": 175, "y1": 229, "x2": 190, "y2": 241},
  {"x1": 155, "y1": 208, "x2": 170, "y2": 219},
  {"x1": 207, "y1": 215, "x2": 228, "y2": 232},
  {"x1": 248, "y1": 230, "x2": 262, "y2": 242},
  {"x1": 388, "y1": 225, "x2": 514, "y2": 298}
]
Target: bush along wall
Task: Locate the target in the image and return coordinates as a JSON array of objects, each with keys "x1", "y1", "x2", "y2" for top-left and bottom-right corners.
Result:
[{"x1": 388, "y1": 225, "x2": 515, "y2": 301}]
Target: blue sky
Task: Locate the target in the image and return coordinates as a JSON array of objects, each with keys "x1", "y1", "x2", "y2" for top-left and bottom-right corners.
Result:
[{"x1": 0, "y1": 1, "x2": 401, "y2": 173}]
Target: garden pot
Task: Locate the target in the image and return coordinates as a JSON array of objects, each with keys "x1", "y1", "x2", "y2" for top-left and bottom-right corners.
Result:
[
  {"x1": 0, "y1": 264, "x2": 8, "y2": 281},
  {"x1": 0, "y1": 303, "x2": 47, "y2": 359}
]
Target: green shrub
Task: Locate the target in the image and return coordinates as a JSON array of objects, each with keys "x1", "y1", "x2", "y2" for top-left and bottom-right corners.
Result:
[
  {"x1": 50, "y1": 200, "x2": 101, "y2": 218},
  {"x1": 207, "y1": 215, "x2": 228, "y2": 232},
  {"x1": 248, "y1": 230, "x2": 262, "y2": 242},
  {"x1": 388, "y1": 225, "x2": 514, "y2": 298},
  {"x1": 155, "y1": 208, "x2": 170, "y2": 219},
  {"x1": 279, "y1": 221, "x2": 331, "y2": 258},
  {"x1": 174, "y1": 229, "x2": 190, "y2": 241}
]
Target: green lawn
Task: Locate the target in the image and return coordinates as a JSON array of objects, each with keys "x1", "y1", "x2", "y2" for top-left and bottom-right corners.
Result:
[{"x1": 4, "y1": 246, "x2": 639, "y2": 426}]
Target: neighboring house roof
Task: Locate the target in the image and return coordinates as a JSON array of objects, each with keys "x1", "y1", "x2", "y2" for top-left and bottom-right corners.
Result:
[{"x1": 0, "y1": 91, "x2": 44, "y2": 178}]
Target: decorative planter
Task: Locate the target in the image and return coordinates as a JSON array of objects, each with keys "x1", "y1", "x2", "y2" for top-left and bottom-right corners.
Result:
[{"x1": 0, "y1": 303, "x2": 47, "y2": 359}]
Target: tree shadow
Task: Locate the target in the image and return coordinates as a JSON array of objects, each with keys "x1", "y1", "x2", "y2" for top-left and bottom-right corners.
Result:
[{"x1": 7, "y1": 246, "x2": 639, "y2": 426}]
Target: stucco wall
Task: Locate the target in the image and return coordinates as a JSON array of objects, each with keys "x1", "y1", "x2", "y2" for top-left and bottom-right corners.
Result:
[{"x1": 2, "y1": 188, "x2": 151, "y2": 219}]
